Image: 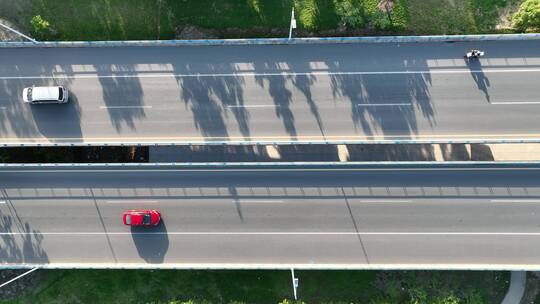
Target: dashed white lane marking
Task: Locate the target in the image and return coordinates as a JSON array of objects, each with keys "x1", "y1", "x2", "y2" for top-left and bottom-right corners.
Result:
[
  {"x1": 226, "y1": 105, "x2": 280, "y2": 108},
  {"x1": 236, "y1": 200, "x2": 285, "y2": 204},
  {"x1": 491, "y1": 199, "x2": 540, "y2": 203},
  {"x1": 491, "y1": 102, "x2": 540, "y2": 105},
  {"x1": 1, "y1": 68, "x2": 540, "y2": 80},
  {"x1": 99, "y1": 106, "x2": 152, "y2": 109},
  {"x1": 1, "y1": 231, "x2": 540, "y2": 236},
  {"x1": 0, "y1": 201, "x2": 5, "y2": 204},
  {"x1": 356, "y1": 103, "x2": 412, "y2": 107},
  {"x1": 358, "y1": 200, "x2": 412, "y2": 203},
  {"x1": 106, "y1": 200, "x2": 158, "y2": 204}
]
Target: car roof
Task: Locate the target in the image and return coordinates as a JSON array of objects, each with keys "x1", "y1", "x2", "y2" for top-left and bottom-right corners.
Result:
[
  {"x1": 31, "y1": 86, "x2": 61, "y2": 101},
  {"x1": 125, "y1": 210, "x2": 156, "y2": 225},
  {"x1": 126, "y1": 209, "x2": 153, "y2": 214},
  {"x1": 126, "y1": 213, "x2": 144, "y2": 225}
]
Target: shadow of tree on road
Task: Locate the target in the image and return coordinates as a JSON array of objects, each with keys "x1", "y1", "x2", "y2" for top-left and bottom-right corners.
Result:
[
  {"x1": 254, "y1": 72, "x2": 297, "y2": 140},
  {"x1": 329, "y1": 72, "x2": 434, "y2": 140},
  {"x1": 0, "y1": 199, "x2": 48, "y2": 264},
  {"x1": 96, "y1": 64, "x2": 146, "y2": 131},
  {"x1": 177, "y1": 73, "x2": 249, "y2": 140}
]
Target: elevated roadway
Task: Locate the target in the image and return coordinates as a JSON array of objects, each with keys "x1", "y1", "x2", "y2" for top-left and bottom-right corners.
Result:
[
  {"x1": 0, "y1": 40, "x2": 539, "y2": 145},
  {"x1": 1, "y1": 164, "x2": 540, "y2": 269}
]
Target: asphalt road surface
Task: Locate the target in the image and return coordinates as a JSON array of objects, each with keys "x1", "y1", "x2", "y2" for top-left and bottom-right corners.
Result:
[
  {"x1": 1, "y1": 164, "x2": 540, "y2": 268},
  {"x1": 0, "y1": 40, "x2": 539, "y2": 145}
]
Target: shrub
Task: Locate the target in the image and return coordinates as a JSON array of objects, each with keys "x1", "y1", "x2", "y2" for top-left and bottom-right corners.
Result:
[
  {"x1": 334, "y1": 0, "x2": 365, "y2": 28},
  {"x1": 364, "y1": 0, "x2": 408, "y2": 31},
  {"x1": 278, "y1": 300, "x2": 306, "y2": 304},
  {"x1": 30, "y1": 15, "x2": 53, "y2": 40},
  {"x1": 371, "y1": 10, "x2": 393, "y2": 29},
  {"x1": 470, "y1": 0, "x2": 511, "y2": 32},
  {"x1": 512, "y1": 0, "x2": 540, "y2": 31},
  {"x1": 389, "y1": 0, "x2": 408, "y2": 30},
  {"x1": 295, "y1": 0, "x2": 320, "y2": 31}
]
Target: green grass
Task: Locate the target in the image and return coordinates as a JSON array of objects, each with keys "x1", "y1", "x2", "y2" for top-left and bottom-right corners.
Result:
[
  {"x1": 0, "y1": 270, "x2": 509, "y2": 304},
  {"x1": 18, "y1": 0, "x2": 297, "y2": 40},
  {"x1": 0, "y1": 0, "x2": 524, "y2": 40},
  {"x1": 371, "y1": 271, "x2": 510, "y2": 304},
  {"x1": 406, "y1": 0, "x2": 475, "y2": 35},
  {"x1": 406, "y1": 0, "x2": 522, "y2": 35},
  {"x1": 1, "y1": 270, "x2": 376, "y2": 304}
]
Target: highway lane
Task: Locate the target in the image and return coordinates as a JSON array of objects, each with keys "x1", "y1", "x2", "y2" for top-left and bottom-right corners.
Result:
[
  {"x1": 1, "y1": 165, "x2": 540, "y2": 268},
  {"x1": 0, "y1": 40, "x2": 539, "y2": 144}
]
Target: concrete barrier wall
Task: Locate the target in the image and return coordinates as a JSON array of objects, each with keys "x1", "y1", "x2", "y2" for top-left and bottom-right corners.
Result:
[
  {"x1": 0, "y1": 161, "x2": 539, "y2": 169},
  {"x1": 0, "y1": 33, "x2": 539, "y2": 48},
  {"x1": 3, "y1": 137, "x2": 540, "y2": 147},
  {"x1": 0, "y1": 262, "x2": 539, "y2": 270}
]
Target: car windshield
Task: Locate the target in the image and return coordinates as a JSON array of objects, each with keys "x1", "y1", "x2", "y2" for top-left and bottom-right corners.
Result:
[
  {"x1": 26, "y1": 88, "x2": 33, "y2": 101},
  {"x1": 142, "y1": 214, "x2": 151, "y2": 225},
  {"x1": 58, "y1": 87, "x2": 63, "y2": 99},
  {"x1": 125, "y1": 215, "x2": 131, "y2": 225}
]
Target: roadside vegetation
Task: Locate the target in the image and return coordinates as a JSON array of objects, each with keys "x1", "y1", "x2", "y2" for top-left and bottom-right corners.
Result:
[
  {"x1": 0, "y1": 270, "x2": 508, "y2": 304},
  {"x1": 512, "y1": 0, "x2": 540, "y2": 32},
  {"x1": 0, "y1": 0, "x2": 536, "y2": 41}
]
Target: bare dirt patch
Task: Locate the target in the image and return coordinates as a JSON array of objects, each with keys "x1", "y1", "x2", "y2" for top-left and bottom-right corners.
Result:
[
  {"x1": 496, "y1": 1, "x2": 522, "y2": 30},
  {"x1": 0, "y1": 270, "x2": 43, "y2": 300},
  {"x1": 0, "y1": 18, "x2": 28, "y2": 41}
]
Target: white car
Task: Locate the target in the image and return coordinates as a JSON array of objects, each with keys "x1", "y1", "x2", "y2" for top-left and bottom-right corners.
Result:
[{"x1": 22, "y1": 86, "x2": 69, "y2": 104}]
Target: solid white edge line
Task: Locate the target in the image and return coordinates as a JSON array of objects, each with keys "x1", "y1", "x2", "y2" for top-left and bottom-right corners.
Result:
[
  {"x1": 2, "y1": 68, "x2": 540, "y2": 80},
  {"x1": 1, "y1": 231, "x2": 540, "y2": 236},
  {"x1": 0, "y1": 263, "x2": 537, "y2": 271}
]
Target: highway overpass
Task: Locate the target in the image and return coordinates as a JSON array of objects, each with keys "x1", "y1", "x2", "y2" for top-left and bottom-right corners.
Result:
[
  {"x1": 1, "y1": 163, "x2": 540, "y2": 269},
  {"x1": 0, "y1": 40, "x2": 539, "y2": 145}
]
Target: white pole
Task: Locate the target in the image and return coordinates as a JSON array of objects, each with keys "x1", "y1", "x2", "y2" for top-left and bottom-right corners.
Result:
[
  {"x1": 0, "y1": 268, "x2": 39, "y2": 289},
  {"x1": 0, "y1": 22, "x2": 37, "y2": 42},
  {"x1": 288, "y1": 7, "x2": 295, "y2": 40},
  {"x1": 290, "y1": 268, "x2": 298, "y2": 300}
]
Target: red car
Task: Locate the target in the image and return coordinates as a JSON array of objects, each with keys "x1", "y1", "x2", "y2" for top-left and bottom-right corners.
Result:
[{"x1": 123, "y1": 210, "x2": 161, "y2": 226}]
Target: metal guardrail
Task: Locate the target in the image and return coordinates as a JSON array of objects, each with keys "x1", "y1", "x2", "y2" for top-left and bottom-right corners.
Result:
[
  {"x1": 3, "y1": 137, "x2": 540, "y2": 147},
  {"x1": 1, "y1": 161, "x2": 540, "y2": 169},
  {"x1": 0, "y1": 33, "x2": 539, "y2": 48}
]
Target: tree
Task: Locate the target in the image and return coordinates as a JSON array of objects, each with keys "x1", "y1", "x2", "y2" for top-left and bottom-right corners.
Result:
[{"x1": 512, "y1": 0, "x2": 540, "y2": 32}]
